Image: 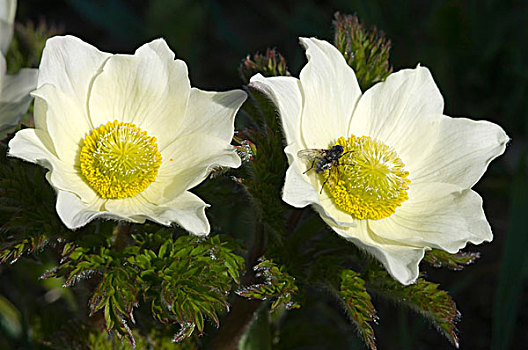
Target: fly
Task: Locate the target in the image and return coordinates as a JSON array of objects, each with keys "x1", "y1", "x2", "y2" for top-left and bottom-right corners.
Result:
[{"x1": 298, "y1": 145, "x2": 347, "y2": 193}]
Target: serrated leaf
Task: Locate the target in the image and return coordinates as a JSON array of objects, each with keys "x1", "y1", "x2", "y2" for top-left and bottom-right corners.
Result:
[
  {"x1": 158, "y1": 240, "x2": 171, "y2": 258},
  {"x1": 424, "y1": 249, "x2": 480, "y2": 270},
  {"x1": 340, "y1": 270, "x2": 377, "y2": 350},
  {"x1": 366, "y1": 266, "x2": 460, "y2": 348},
  {"x1": 237, "y1": 259, "x2": 300, "y2": 311},
  {"x1": 104, "y1": 303, "x2": 114, "y2": 331}
]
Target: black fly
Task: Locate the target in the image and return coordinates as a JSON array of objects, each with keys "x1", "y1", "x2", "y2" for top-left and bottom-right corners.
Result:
[{"x1": 298, "y1": 145, "x2": 346, "y2": 193}]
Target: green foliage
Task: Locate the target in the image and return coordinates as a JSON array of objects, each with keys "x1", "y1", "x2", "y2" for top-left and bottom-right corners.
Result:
[
  {"x1": 339, "y1": 270, "x2": 377, "y2": 350},
  {"x1": 42, "y1": 231, "x2": 245, "y2": 345},
  {"x1": 44, "y1": 321, "x2": 198, "y2": 350},
  {"x1": 424, "y1": 249, "x2": 480, "y2": 270},
  {"x1": 237, "y1": 259, "x2": 300, "y2": 312},
  {"x1": 365, "y1": 264, "x2": 460, "y2": 348},
  {"x1": 0, "y1": 148, "x2": 67, "y2": 263},
  {"x1": 7, "y1": 21, "x2": 61, "y2": 72},
  {"x1": 239, "y1": 48, "x2": 291, "y2": 84},
  {"x1": 333, "y1": 12, "x2": 392, "y2": 91}
]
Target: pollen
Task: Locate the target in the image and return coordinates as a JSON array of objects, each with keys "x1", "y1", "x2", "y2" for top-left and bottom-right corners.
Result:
[
  {"x1": 323, "y1": 135, "x2": 410, "y2": 220},
  {"x1": 79, "y1": 120, "x2": 162, "y2": 199}
]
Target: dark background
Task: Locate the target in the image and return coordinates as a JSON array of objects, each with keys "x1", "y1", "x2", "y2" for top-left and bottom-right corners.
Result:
[{"x1": 3, "y1": 0, "x2": 527, "y2": 349}]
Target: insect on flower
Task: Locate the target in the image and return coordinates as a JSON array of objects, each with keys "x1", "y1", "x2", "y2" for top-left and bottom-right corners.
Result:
[{"x1": 298, "y1": 145, "x2": 348, "y2": 192}]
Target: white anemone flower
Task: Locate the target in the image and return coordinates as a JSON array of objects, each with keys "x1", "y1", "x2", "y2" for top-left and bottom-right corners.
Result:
[
  {"x1": 8, "y1": 35, "x2": 247, "y2": 235},
  {"x1": 250, "y1": 37, "x2": 508, "y2": 285},
  {"x1": 0, "y1": 0, "x2": 16, "y2": 54}
]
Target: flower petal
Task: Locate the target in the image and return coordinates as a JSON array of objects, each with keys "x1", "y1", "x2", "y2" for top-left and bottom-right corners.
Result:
[
  {"x1": 105, "y1": 191, "x2": 210, "y2": 236},
  {"x1": 329, "y1": 220, "x2": 425, "y2": 285},
  {"x1": 88, "y1": 39, "x2": 190, "y2": 149},
  {"x1": 56, "y1": 190, "x2": 106, "y2": 229},
  {"x1": 282, "y1": 145, "x2": 355, "y2": 228},
  {"x1": 369, "y1": 182, "x2": 492, "y2": 253},
  {"x1": 0, "y1": 63, "x2": 37, "y2": 137},
  {"x1": 176, "y1": 87, "x2": 246, "y2": 143},
  {"x1": 399, "y1": 114, "x2": 508, "y2": 188},
  {"x1": 8, "y1": 128, "x2": 56, "y2": 165},
  {"x1": 0, "y1": 68, "x2": 37, "y2": 102},
  {"x1": 142, "y1": 133, "x2": 240, "y2": 204},
  {"x1": 0, "y1": 0, "x2": 16, "y2": 54},
  {"x1": 350, "y1": 65, "x2": 443, "y2": 146},
  {"x1": 282, "y1": 156, "x2": 320, "y2": 208},
  {"x1": 32, "y1": 84, "x2": 91, "y2": 165},
  {"x1": 299, "y1": 37, "x2": 362, "y2": 147},
  {"x1": 37, "y1": 36, "x2": 110, "y2": 130},
  {"x1": 154, "y1": 191, "x2": 211, "y2": 236},
  {"x1": 249, "y1": 74, "x2": 303, "y2": 146},
  {"x1": 8, "y1": 128, "x2": 97, "y2": 203}
]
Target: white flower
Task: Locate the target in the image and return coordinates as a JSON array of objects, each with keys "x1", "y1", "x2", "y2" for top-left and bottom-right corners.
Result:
[
  {"x1": 8, "y1": 35, "x2": 247, "y2": 235},
  {"x1": 0, "y1": 0, "x2": 16, "y2": 54},
  {"x1": 0, "y1": 0, "x2": 37, "y2": 137},
  {"x1": 250, "y1": 37, "x2": 508, "y2": 285}
]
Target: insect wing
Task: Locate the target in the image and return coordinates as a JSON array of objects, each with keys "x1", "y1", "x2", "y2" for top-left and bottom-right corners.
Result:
[{"x1": 297, "y1": 149, "x2": 326, "y2": 160}]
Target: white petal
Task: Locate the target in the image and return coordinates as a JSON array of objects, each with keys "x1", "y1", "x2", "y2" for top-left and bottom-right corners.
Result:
[
  {"x1": 88, "y1": 39, "x2": 190, "y2": 149},
  {"x1": 32, "y1": 84, "x2": 91, "y2": 165},
  {"x1": 143, "y1": 133, "x2": 240, "y2": 204},
  {"x1": 282, "y1": 146, "x2": 355, "y2": 228},
  {"x1": 103, "y1": 195, "x2": 151, "y2": 225},
  {"x1": 400, "y1": 114, "x2": 509, "y2": 188},
  {"x1": 350, "y1": 65, "x2": 444, "y2": 146},
  {"x1": 177, "y1": 87, "x2": 246, "y2": 143},
  {"x1": 282, "y1": 158, "x2": 320, "y2": 209},
  {"x1": 8, "y1": 128, "x2": 97, "y2": 202},
  {"x1": 1, "y1": 68, "x2": 38, "y2": 102},
  {"x1": 0, "y1": 67, "x2": 37, "y2": 137},
  {"x1": 329, "y1": 220, "x2": 425, "y2": 285},
  {"x1": 154, "y1": 191, "x2": 211, "y2": 236},
  {"x1": 299, "y1": 37, "x2": 361, "y2": 147},
  {"x1": 0, "y1": 52, "x2": 5, "y2": 83},
  {"x1": 105, "y1": 191, "x2": 211, "y2": 236},
  {"x1": 8, "y1": 128, "x2": 56, "y2": 165},
  {"x1": 56, "y1": 191, "x2": 106, "y2": 229},
  {"x1": 36, "y1": 36, "x2": 110, "y2": 130},
  {"x1": 369, "y1": 183, "x2": 492, "y2": 252},
  {"x1": 0, "y1": 0, "x2": 16, "y2": 54},
  {"x1": 249, "y1": 74, "x2": 303, "y2": 146}
]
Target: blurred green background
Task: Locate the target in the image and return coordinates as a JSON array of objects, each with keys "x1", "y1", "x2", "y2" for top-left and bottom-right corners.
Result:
[{"x1": 2, "y1": 0, "x2": 527, "y2": 349}]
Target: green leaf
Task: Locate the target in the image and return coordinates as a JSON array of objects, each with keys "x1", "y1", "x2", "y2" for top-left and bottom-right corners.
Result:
[
  {"x1": 366, "y1": 265, "x2": 460, "y2": 348},
  {"x1": 339, "y1": 270, "x2": 377, "y2": 350},
  {"x1": 424, "y1": 249, "x2": 480, "y2": 270},
  {"x1": 237, "y1": 259, "x2": 300, "y2": 312}
]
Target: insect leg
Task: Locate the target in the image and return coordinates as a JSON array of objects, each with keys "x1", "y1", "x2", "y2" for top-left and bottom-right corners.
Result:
[
  {"x1": 320, "y1": 170, "x2": 331, "y2": 194},
  {"x1": 303, "y1": 159, "x2": 316, "y2": 174}
]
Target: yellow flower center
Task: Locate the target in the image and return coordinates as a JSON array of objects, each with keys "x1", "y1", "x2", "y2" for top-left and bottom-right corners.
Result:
[
  {"x1": 79, "y1": 120, "x2": 162, "y2": 199},
  {"x1": 323, "y1": 135, "x2": 410, "y2": 220}
]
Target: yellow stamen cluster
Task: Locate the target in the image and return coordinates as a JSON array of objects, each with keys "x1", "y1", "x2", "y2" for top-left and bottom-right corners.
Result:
[
  {"x1": 324, "y1": 135, "x2": 410, "y2": 220},
  {"x1": 80, "y1": 120, "x2": 162, "y2": 199}
]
